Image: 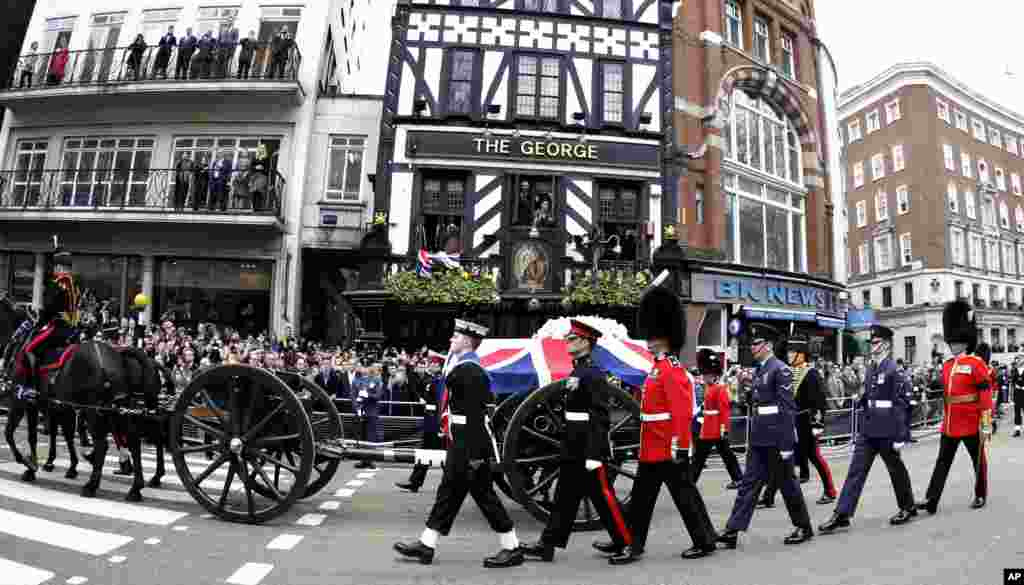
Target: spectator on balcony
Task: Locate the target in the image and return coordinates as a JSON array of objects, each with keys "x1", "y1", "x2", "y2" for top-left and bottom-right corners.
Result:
[
  {"x1": 208, "y1": 152, "x2": 233, "y2": 211},
  {"x1": 269, "y1": 26, "x2": 293, "y2": 79},
  {"x1": 194, "y1": 31, "x2": 217, "y2": 79},
  {"x1": 192, "y1": 152, "x2": 211, "y2": 210},
  {"x1": 173, "y1": 153, "x2": 195, "y2": 210},
  {"x1": 47, "y1": 40, "x2": 69, "y2": 85},
  {"x1": 126, "y1": 35, "x2": 147, "y2": 81},
  {"x1": 153, "y1": 26, "x2": 176, "y2": 79},
  {"x1": 18, "y1": 42, "x2": 39, "y2": 88},
  {"x1": 248, "y1": 144, "x2": 270, "y2": 212},
  {"x1": 217, "y1": 21, "x2": 239, "y2": 78},
  {"x1": 237, "y1": 30, "x2": 256, "y2": 79},
  {"x1": 175, "y1": 28, "x2": 197, "y2": 79}
]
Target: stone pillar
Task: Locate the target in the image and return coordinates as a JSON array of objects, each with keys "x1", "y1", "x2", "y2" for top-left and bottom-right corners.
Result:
[
  {"x1": 32, "y1": 252, "x2": 45, "y2": 310},
  {"x1": 141, "y1": 256, "x2": 155, "y2": 325}
]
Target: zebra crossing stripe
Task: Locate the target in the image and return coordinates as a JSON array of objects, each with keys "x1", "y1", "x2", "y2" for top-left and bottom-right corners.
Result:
[
  {"x1": 0, "y1": 556, "x2": 55, "y2": 585},
  {"x1": 225, "y1": 562, "x2": 274, "y2": 585},
  {"x1": 266, "y1": 534, "x2": 303, "y2": 550},
  {"x1": 0, "y1": 477, "x2": 187, "y2": 526},
  {"x1": 0, "y1": 509, "x2": 132, "y2": 555}
]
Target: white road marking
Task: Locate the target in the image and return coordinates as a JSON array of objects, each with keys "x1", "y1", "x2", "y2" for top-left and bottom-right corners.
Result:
[
  {"x1": 334, "y1": 488, "x2": 355, "y2": 498},
  {"x1": 0, "y1": 509, "x2": 132, "y2": 555},
  {"x1": 0, "y1": 477, "x2": 187, "y2": 526},
  {"x1": 356, "y1": 472, "x2": 376, "y2": 479},
  {"x1": 172, "y1": 525, "x2": 188, "y2": 532},
  {"x1": 108, "y1": 555, "x2": 126, "y2": 564},
  {"x1": 345, "y1": 480, "x2": 365, "y2": 487},
  {"x1": 144, "y1": 537, "x2": 161, "y2": 545},
  {"x1": 0, "y1": 462, "x2": 198, "y2": 504},
  {"x1": 266, "y1": 534, "x2": 304, "y2": 550},
  {"x1": 66, "y1": 577, "x2": 88, "y2": 585},
  {"x1": 318, "y1": 501, "x2": 341, "y2": 511},
  {"x1": 294, "y1": 513, "x2": 326, "y2": 527},
  {"x1": 0, "y1": 557, "x2": 55, "y2": 585},
  {"x1": 200, "y1": 514, "x2": 213, "y2": 519},
  {"x1": 225, "y1": 562, "x2": 274, "y2": 585}
]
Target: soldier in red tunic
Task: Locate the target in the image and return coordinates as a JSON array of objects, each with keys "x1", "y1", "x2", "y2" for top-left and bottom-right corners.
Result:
[
  {"x1": 917, "y1": 299, "x2": 991, "y2": 513},
  {"x1": 690, "y1": 349, "x2": 743, "y2": 487}
]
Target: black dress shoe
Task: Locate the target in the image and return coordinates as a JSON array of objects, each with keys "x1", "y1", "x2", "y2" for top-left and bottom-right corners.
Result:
[
  {"x1": 725, "y1": 481, "x2": 739, "y2": 490},
  {"x1": 970, "y1": 497, "x2": 986, "y2": 509},
  {"x1": 483, "y1": 547, "x2": 524, "y2": 568},
  {"x1": 715, "y1": 530, "x2": 739, "y2": 549},
  {"x1": 520, "y1": 541, "x2": 554, "y2": 562},
  {"x1": 681, "y1": 545, "x2": 715, "y2": 559},
  {"x1": 395, "y1": 481, "x2": 421, "y2": 493},
  {"x1": 1014, "y1": 430, "x2": 1021, "y2": 438},
  {"x1": 783, "y1": 527, "x2": 813, "y2": 545},
  {"x1": 394, "y1": 541, "x2": 435, "y2": 565},
  {"x1": 816, "y1": 494, "x2": 836, "y2": 505},
  {"x1": 608, "y1": 546, "x2": 643, "y2": 565},
  {"x1": 915, "y1": 500, "x2": 937, "y2": 515},
  {"x1": 756, "y1": 497, "x2": 775, "y2": 509},
  {"x1": 114, "y1": 459, "x2": 134, "y2": 476},
  {"x1": 890, "y1": 508, "x2": 917, "y2": 525},
  {"x1": 818, "y1": 513, "x2": 850, "y2": 534},
  {"x1": 592, "y1": 540, "x2": 625, "y2": 555}
]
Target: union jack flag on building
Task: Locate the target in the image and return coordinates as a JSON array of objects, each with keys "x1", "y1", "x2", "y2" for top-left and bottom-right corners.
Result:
[{"x1": 416, "y1": 249, "x2": 461, "y2": 278}]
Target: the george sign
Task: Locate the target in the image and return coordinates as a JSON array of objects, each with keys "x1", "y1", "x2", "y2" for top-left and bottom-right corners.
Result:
[
  {"x1": 690, "y1": 273, "x2": 842, "y2": 314},
  {"x1": 406, "y1": 131, "x2": 660, "y2": 170}
]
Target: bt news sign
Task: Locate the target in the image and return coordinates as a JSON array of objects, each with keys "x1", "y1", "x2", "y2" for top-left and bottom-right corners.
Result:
[{"x1": 690, "y1": 274, "x2": 841, "y2": 313}]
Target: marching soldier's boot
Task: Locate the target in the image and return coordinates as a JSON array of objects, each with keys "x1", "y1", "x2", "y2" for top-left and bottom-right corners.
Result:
[
  {"x1": 393, "y1": 541, "x2": 435, "y2": 565},
  {"x1": 520, "y1": 541, "x2": 554, "y2": 562},
  {"x1": 681, "y1": 544, "x2": 715, "y2": 559},
  {"x1": 725, "y1": 480, "x2": 739, "y2": 490},
  {"x1": 608, "y1": 546, "x2": 643, "y2": 565},
  {"x1": 783, "y1": 526, "x2": 813, "y2": 545},
  {"x1": 818, "y1": 512, "x2": 851, "y2": 534},
  {"x1": 970, "y1": 497, "x2": 986, "y2": 509},
  {"x1": 915, "y1": 500, "x2": 938, "y2": 515},
  {"x1": 889, "y1": 508, "x2": 917, "y2": 525},
  {"x1": 591, "y1": 540, "x2": 625, "y2": 556},
  {"x1": 816, "y1": 494, "x2": 836, "y2": 505},
  {"x1": 483, "y1": 547, "x2": 524, "y2": 568},
  {"x1": 715, "y1": 529, "x2": 740, "y2": 549}
]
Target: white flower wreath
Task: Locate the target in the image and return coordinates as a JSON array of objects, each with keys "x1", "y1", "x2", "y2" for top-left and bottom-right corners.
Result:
[{"x1": 532, "y1": 315, "x2": 631, "y2": 341}]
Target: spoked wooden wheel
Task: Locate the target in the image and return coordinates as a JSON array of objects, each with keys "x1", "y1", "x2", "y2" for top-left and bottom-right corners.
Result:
[
  {"x1": 169, "y1": 365, "x2": 314, "y2": 524},
  {"x1": 502, "y1": 380, "x2": 641, "y2": 532},
  {"x1": 273, "y1": 372, "x2": 343, "y2": 499},
  {"x1": 490, "y1": 393, "x2": 525, "y2": 500}
]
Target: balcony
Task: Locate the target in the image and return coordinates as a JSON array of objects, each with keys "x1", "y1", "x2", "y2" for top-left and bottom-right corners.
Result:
[
  {"x1": 0, "y1": 168, "x2": 285, "y2": 227},
  {"x1": 2, "y1": 42, "x2": 303, "y2": 106}
]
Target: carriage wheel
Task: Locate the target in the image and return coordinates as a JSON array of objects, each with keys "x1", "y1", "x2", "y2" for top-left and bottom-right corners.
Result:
[
  {"x1": 490, "y1": 393, "x2": 525, "y2": 500},
  {"x1": 501, "y1": 380, "x2": 641, "y2": 532},
  {"x1": 169, "y1": 365, "x2": 314, "y2": 524},
  {"x1": 269, "y1": 372, "x2": 343, "y2": 499}
]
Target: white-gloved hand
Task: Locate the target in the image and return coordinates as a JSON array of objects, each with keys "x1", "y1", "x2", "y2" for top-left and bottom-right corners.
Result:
[
  {"x1": 358, "y1": 390, "x2": 368, "y2": 398},
  {"x1": 419, "y1": 398, "x2": 426, "y2": 405},
  {"x1": 893, "y1": 442, "x2": 905, "y2": 451},
  {"x1": 696, "y1": 417, "x2": 704, "y2": 424},
  {"x1": 780, "y1": 451, "x2": 794, "y2": 461},
  {"x1": 585, "y1": 459, "x2": 602, "y2": 471},
  {"x1": 812, "y1": 427, "x2": 824, "y2": 437}
]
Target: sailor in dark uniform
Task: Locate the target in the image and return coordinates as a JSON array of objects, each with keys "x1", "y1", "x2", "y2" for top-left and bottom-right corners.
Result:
[
  {"x1": 819, "y1": 325, "x2": 917, "y2": 533},
  {"x1": 521, "y1": 320, "x2": 633, "y2": 563},
  {"x1": 393, "y1": 319, "x2": 523, "y2": 568},
  {"x1": 716, "y1": 323, "x2": 814, "y2": 549}
]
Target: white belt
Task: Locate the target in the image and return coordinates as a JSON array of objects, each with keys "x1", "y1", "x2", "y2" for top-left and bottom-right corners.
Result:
[
  {"x1": 425, "y1": 405, "x2": 437, "y2": 412},
  {"x1": 450, "y1": 414, "x2": 467, "y2": 424},
  {"x1": 871, "y1": 400, "x2": 893, "y2": 409},
  {"x1": 640, "y1": 412, "x2": 671, "y2": 422},
  {"x1": 565, "y1": 411, "x2": 590, "y2": 421},
  {"x1": 703, "y1": 410, "x2": 720, "y2": 415},
  {"x1": 757, "y1": 406, "x2": 779, "y2": 415}
]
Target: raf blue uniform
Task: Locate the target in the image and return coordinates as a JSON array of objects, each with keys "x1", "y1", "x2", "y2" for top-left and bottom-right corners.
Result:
[
  {"x1": 832, "y1": 356, "x2": 916, "y2": 520},
  {"x1": 723, "y1": 353, "x2": 812, "y2": 537}
]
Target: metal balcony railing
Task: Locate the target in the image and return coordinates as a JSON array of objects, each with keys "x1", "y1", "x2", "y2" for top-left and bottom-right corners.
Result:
[
  {"x1": 0, "y1": 167, "x2": 285, "y2": 221},
  {"x1": 7, "y1": 41, "x2": 301, "y2": 91}
]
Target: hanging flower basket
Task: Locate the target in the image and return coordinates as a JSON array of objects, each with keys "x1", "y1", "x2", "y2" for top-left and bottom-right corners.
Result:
[
  {"x1": 564, "y1": 268, "x2": 652, "y2": 307},
  {"x1": 384, "y1": 267, "x2": 500, "y2": 306}
]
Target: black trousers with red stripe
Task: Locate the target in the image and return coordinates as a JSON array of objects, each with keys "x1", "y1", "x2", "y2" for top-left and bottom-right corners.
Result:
[
  {"x1": 924, "y1": 433, "x2": 988, "y2": 504},
  {"x1": 627, "y1": 456, "x2": 716, "y2": 552},
  {"x1": 541, "y1": 462, "x2": 631, "y2": 549}
]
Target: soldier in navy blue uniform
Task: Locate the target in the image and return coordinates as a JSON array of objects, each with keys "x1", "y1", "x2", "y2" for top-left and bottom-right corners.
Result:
[
  {"x1": 819, "y1": 325, "x2": 917, "y2": 533},
  {"x1": 716, "y1": 323, "x2": 813, "y2": 549}
]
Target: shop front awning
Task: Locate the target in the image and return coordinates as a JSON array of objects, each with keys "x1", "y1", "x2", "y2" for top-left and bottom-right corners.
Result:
[
  {"x1": 741, "y1": 306, "x2": 817, "y2": 323},
  {"x1": 816, "y1": 315, "x2": 847, "y2": 329}
]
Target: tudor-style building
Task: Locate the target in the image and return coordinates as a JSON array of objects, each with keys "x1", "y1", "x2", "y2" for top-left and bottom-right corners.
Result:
[{"x1": 352, "y1": 0, "x2": 678, "y2": 344}]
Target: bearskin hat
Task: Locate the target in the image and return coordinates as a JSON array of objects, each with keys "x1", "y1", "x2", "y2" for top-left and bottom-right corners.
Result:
[
  {"x1": 976, "y1": 341, "x2": 992, "y2": 365},
  {"x1": 943, "y1": 299, "x2": 977, "y2": 347},
  {"x1": 637, "y1": 286, "x2": 686, "y2": 352},
  {"x1": 696, "y1": 348, "x2": 723, "y2": 376}
]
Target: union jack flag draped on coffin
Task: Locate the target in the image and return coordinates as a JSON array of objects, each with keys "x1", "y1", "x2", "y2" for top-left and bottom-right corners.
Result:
[
  {"x1": 475, "y1": 317, "x2": 655, "y2": 395},
  {"x1": 416, "y1": 249, "x2": 461, "y2": 278}
]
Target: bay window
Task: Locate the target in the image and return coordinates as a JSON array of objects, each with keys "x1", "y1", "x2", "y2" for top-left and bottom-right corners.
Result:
[{"x1": 723, "y1": 172, "x2": 806, "y2": 272}]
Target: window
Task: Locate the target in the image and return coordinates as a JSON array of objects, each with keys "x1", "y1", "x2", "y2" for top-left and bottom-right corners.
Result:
[
  {"x1": 1019, "y1": 244, "x2": 1024, "y2": 275},
  {"x1": 955, "y1": 110, "x2": 968, "y2": 131},
  {"x1": 875, "y1": 189, "x2": 889, "y2": 221},
  {"x1": 520, "y1": 0, "x2": 561, "y2": 10},
  {"x1": 1013, "y1": 173, "x2": 1022, "y2": 195},
  {"x1": 141, "y1": 8, "x2": 182, "y2": 43},
  {"x1": 596, "y1": 182, "x2": 641, "y2": 259},
  {"x1": 1001, "y1": 201, "x2": 1011, "y2": 229},
  {"x1": 197, "y1": 6, "x2": 240, "y2": 37},
  {"x1": 979, "y1": 159, "x2": 990, "y2": 184},
  {"x1": 10, "y1": 139, "x2": 48, "y2": 206},
  {"x1": 723, "y1": 90, "x2": 803, "y2": 185},
  {"x1": 961, "y1": 152, "x2": 972, "y2": 178},
  {"x1": 325, "y1": 136, "x2": 366, "y2": 202},
  {"x1": 951, "y1": 227, "x2": 965, "y2": 265},
  {"x1": 599, "y1": 61, "x2": 625, "y2": 124},
  {"x1": 781, "y1": 32, "x2": 796, "y2": 78},
  {"x1": 599, "y1": 0, "x2": 623, "y2": 17},
  {"x1": 862, "y1": 289, "x2": 871, "y2": 307},
  {"x1": 1017, "y1": 206, "x2": 1024, "y2": 232},
  {"x1": 964, "y1": 189, "x2": 975, "y2": 219},
  {"x1": 445, "y1": 50, "x2": 477, "y2": 115},
  {"x1": 858, "y1": 243, "x2": 869, "y2": 274},
  {"x1": 157, "y1": 259, "x2": 272, "y2": 332},
  {"x1": 171, "y1": 135, "x2": 281, "y2": 206},
  {"x1": 896, "y1": 185, "x2": 910, "y2": 214},
  {"x1": 1008, "y1": 135, "x2": 1019, "y2": 155},
  {"x1": 866, "y1": 111, "x2": 880, "y2": 134},
  {"x1": 885, "y1": 99, "x2": 902, "y2": 124},
  {"x1": 972, "y1": 283, "x2": 981, "y2": 302},
  {"x1": 512, "y1": 175, "x2": 558, "y2": 228},
  {"x1": 418, "y1": 171, "x2": 467, "y2": 253},
  {"x1": 905, "y1": 336, "x2": 917, "y2": 364},
  {"x1": 871, "y1": 153, "x2": 885, "y2": 180},
  {"x1": 753, "y1": 17, "x2": 770, "y2": 62},
  {"x1": 856, "y1": 200, "x2": 867, "y2": 227},
  {"x1": 997, "y1": 168, "x2": 1007, "y2": 191},
  {"x1": 724, "y1": 0, "x2": 742, "y2": 48},
  {"x1": 1004, "y1": 242, "x2": 1017, "y2": 274},
  {"x1": 892, "y1": 144, "x2": 905, "y2": 171},
  {"x1": 847, "y1": 120, "x2": 862, "y2": 142},
  {"x1": 60, "y1": 136, "x2": 155, "y2": 207},
  {"x1": 899, "y1": 233, "x2": 913, "y2": 265},
  {"x1": 955, "y1": 280, "x2": 964, "y2": 299},
  {"x1": 988, "y1": 240, "x2": 1001, "y2": 272},
  {"x1": 874, "y1": 234, "x2": 892, "y2": 272},
  {"x1": 853, "y1": 161, "x2": 864, "y2": 188},
  {"x1": 982, "y1": 196, "x2": 996, "y2": 228},
  {"x1": 515, "y1": 55, "x2": 560, "y2": 119},
  {"x1": 722, "y1": 172, "x2": 806, "y2": 272},
  {"x1": 948, "y1": 182, "x2": 959, "y2": 214},
  {"x1": 969, "y1": 234, "x2": 983, "y2": 268},
  {"x1": 882, "y1": 286, "x2": 892, "y2": 308},
  {"x1": 937, "y1": 99, "x2": 950, "y2": 122},
  {"x1": 973, "y1": 118, "x2": 986, "y2": 141},
  {"x1": 943, "y1": 144, "x2": 955, "y2": 171},
  {"x1": 990, "y1": 127, "x2": 1002, "y2": 147}
]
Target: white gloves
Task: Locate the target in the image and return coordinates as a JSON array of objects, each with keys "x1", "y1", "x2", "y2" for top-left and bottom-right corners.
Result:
[
  {"x1": 780, "y1": 451, "x2": 794, "y2": 461},
  {"x1": 585, "y1": 459, "x2": 602, "y2": 471},
  {"x1": 893, "y1": 442, "x2": 905, "y2": 451},
  {"x1": 812, "y1": 427, "x2": 824, "y2": 437},
  {"x1": 358, "y1": 390, "x2": 368, "y2": 398}
]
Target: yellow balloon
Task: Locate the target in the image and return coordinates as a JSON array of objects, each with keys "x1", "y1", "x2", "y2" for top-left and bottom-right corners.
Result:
[{"x1": 133, "y1": 293, "x2": 151, "y2": 307}]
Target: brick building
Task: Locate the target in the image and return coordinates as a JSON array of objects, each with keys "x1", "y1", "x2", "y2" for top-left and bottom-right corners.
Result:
[
  {"x1": 840, "y1": 62, "x2": 1024, "y2": 364},
  {"x1": 672, "y1": 0, "x2": 846, "y2": 363}
]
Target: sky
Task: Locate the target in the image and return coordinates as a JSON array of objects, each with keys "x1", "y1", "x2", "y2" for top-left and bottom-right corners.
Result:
[{"x1": 815, "y1": 1, "x2": 1023, "y2": 109}]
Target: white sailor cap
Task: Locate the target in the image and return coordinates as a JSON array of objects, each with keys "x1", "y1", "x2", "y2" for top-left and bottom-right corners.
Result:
[{"x1": 454, "y1": 318, "x2": 488, "y2": 338}]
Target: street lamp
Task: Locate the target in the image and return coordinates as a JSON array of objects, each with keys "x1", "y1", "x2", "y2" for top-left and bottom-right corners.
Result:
[{"x1": 572, "y1": 227, "x2": 622, "y2": 290}]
